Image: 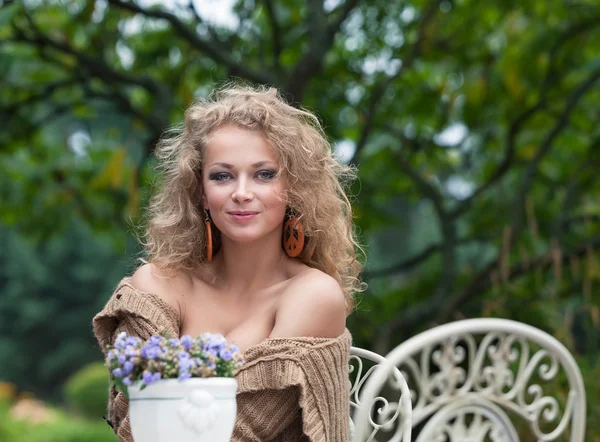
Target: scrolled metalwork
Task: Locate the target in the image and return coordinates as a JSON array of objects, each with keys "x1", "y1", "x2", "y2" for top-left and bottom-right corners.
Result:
[
  {"x1": 354, "y1": 318, "x2": 586, "y2": 442},
  {"x1": 349, "y1": 347, "x2": 412, "y2": 442}
]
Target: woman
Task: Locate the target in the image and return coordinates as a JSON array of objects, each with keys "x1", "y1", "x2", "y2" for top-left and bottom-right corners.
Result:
[{"x1": 93, "y1": 85, "x2": 364, "y2": 441}]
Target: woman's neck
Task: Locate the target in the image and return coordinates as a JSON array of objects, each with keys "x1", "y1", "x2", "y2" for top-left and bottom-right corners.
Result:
[{"x1": 210, "y1": 228, "x2": 289, "y2": 295}]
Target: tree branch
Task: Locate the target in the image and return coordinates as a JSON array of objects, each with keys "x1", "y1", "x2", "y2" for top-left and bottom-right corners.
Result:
[
  {"x1": 0, "y1": 79, "x2": 79, "y2": 122},
  {"x1": 366, "y1": 236, "x2": 490, "y2": 279},
  {"x1": 351, "y1": 0, "x2": 441, "y2": 166},
  {"x1": 286, "y1": 0, "x2": 360, "y2": 101},
  {"x1": 107, "y1": 0, "x2": 276, "y2": 86},
  {"x1": 12, "y1": 23, "x2": 158, "y2": 93},
  {"x1": 509, "y1": 67, "x2": 600, "y2": 242},
  {"x1": 438, "y1": 235, "x2": 600, "y2": 323},
  {"x1": 262, "y1": 0, "x2": 283, "y2": 65},
  {"x1": 420, "y1": 71, "x2": 600, "y2": 331},
  {"x1": 385, "y1": 235, "x2": 600, "y2": 333},
  {"x1": 394, "y1": 154, "x2": 445, "y2": 215},
  {"x1": 10, "y1": 9, "x2": 173, "y2": 153},
  {"x1": 449, "y1": 19, "x2": 600, "y2": 221}
]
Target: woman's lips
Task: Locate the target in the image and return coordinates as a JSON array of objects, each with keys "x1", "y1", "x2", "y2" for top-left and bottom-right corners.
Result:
[{"x1": 228, "y1": 212, "x2": 258, "y2": 223}]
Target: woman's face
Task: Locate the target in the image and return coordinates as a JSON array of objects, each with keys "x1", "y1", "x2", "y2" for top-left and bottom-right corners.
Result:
[{"x1": 201, "y1": 125, "x2": 288, "y2": 244}]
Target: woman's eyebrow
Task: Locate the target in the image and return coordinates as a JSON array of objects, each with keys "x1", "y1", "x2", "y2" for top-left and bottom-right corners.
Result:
[
  {"x1": 209, "y1": 162, "x2": 234, "y2": 169},
  {"x1": 252, "y1": 161, "x2": 277, "y2": 168},
  {"x1": 208, "y1": 161, "x2": 276, "y2": 169}
]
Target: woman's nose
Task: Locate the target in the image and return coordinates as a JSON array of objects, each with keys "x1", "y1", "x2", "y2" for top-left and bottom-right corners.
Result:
[{"x1": 232, "y1": 177, "x2": 254, "y2": 203}]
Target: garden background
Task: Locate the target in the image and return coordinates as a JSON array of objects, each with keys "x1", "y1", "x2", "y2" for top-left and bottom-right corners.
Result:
[{"x1": 1, "y1": 0, "x2": 599, "y2": 440}]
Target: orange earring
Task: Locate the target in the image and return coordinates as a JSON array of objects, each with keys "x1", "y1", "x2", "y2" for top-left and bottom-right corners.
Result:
[
  {"x1": 204, "y1": 210, "x2": 213, "y2": 262},
  {"x1": 283, "y1": 217, "x2": 304, "y2": 257}
]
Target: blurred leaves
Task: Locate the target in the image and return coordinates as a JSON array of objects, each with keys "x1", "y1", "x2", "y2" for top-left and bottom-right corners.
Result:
[{"x1": 0, "y1": 3, "x2": 599, "y2": 436}]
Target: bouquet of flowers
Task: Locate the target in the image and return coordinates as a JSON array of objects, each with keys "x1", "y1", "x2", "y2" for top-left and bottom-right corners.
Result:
[{"x1": 106, "y1": 332, "x2": 244, "y2": 396}]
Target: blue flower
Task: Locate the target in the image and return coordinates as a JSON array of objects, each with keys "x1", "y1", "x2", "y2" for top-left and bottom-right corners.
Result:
[
  {"x1": 123, "y1": 361, "x2": 134, "y2": 375},
  {"x1": 219, "y1": 348, "x2": 233, "y2": 361},
  {"x1": 181, "y1": 335, "x2": 193, "y2": 350},
  {"x1": 125, "y1": 347, "x2": 139, "y2": 358},
  {"x1": 122, "y1": 377, "x2": 132, "y2": 386},
  {"x1": 147, "y1": 335, "x2": 163, "y2": 347},
  {"x1": 229, "y1": 344, "x2": 240, "y2": 354},
  {"x1": 168, "y1": 338, "x2": 180, "y2": 347},
  {"x1": 118, "y1": 355, "x2": 126, "y2": 365},
  {"x1": 204, "y1": 334, "x2": 227, "y2": 352},
  {"x1": 178, "y1": 372, "x2": 191, "y2": 381},
  {"x1": 178, "y1": 357, "x2": 195, "y2": 372},
  {"x1": 142, "y1": 370, "x2": 161, "y2": 386},
  {"x1": 125, "y1": 336, "x2": 141, "y2": 347},
  {"x1": 141, "y1": 345, "x2": 162, "y2": 360},
  {"x1": 114, "y1": 332, "x2": 127, "y2": 350},
  {"x1": 112, "y1": 368, "x2": 123, "y2": 378},
  {"x1": 177, "y1": 351, "x2": 190, "y2": 360},
  {"x1": 205, "y1": 349, "x2": 217, "y2": 360}
]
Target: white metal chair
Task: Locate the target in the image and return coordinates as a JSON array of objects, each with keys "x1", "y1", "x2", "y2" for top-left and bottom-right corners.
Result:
[
  {"x1": 349, "y1": 346, "x2": 412, "y2": 442},
  {"x1": 354, "y1": 318, "x2": 586, "y2": 442}
]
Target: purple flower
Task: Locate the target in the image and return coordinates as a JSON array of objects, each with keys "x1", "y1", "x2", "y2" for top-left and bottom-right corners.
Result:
[
  {"x1": 142, "y1": 370, "x2": 161, "y2": 386},
  {"x1": 118, "y1": 355, "x2": 126, "y2": 365},
  {"x1": 123, "y1": 361, "x2": 134, "y2": 375},
  {"x1": 122, "y1": 377, "x2": 132, "y2": 386},
  {"x1": 112, "y1": 368, "x2": 123, "y2": 378},
  {"x1": 177, "y1": 351, "x2": 190, "y2": 360},
  {"x1": 181, "y1": 335, "x2": 193, "y2": 350},
  {"x1": 178, "y1": 372, "x2": 191, "y2": 381},
  {"x1": 168, "y1": 338, "x2": 180, "y2": 347},
  {"x1": 141, "y1": 345, "x2": 162, "y2": 360},
  {"x1": 178, "y1": 357, "x2": 195, "y2": 372},
  {"x1": 204, "y1": 334, "x2": 227, "y2": 352},
  {"x1": 126, "y1": 336, "x2": 141, "y2": 347},
  {"x1": 142, "y1": 370, "x2": 152, "y2": 385},
  {"x1": 114, "y1": 332, "x2": 127, "y2": 350},
  {"x1": 125, "y1": 346, "x2": 139, "y2": 358},
  {"x1": 219, "y1": 348, "x2": 232, "y2": 361},
  {"x1": 229, "y1": 344, "x2": 240, "y2": 354},
  {"x1": 148, "y1": 335, "x2": 163, "y2": 347},
  {"x1": 107, "y1": 349, "x2": 118, "y2": 360}
]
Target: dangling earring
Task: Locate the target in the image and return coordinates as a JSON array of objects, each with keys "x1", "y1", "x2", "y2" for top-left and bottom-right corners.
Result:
[
  {"x1": 204, "y1": 209, "x2": 213, "y2": 262},
  {"x1": 283, "y1": 217, "x2": 305, "y2": 257}
]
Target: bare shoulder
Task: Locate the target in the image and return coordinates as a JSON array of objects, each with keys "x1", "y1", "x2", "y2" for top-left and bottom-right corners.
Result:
[
  {"x1": 270, "y1": 268, "x2": 347, "y2": 339},
  {"x1": 130, "y1": 263, "x2": 189, "y2": 317}
]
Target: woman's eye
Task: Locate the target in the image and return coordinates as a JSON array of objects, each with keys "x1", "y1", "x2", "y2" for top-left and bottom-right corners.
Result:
[
  {"x1": 257, "y1": 170, "x2": 277, "y2": 180},
  {"x1": 209, "y1": 172, "x2": 231, "y2": 181}
]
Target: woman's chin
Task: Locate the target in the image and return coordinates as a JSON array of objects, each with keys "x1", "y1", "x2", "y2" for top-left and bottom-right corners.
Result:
[{"x1": 220, "y1": 231, "x2": 264, "y2": 244}]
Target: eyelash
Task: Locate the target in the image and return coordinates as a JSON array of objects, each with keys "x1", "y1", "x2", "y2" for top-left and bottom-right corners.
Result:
[
  {"x1": 209, "y1": 170, "x2": 277, "y2": 182},
  {"x1": 257, "y1": 170, "x2": 277, "y2": 180}
]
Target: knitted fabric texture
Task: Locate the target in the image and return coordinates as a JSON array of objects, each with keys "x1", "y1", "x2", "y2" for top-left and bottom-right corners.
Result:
[
  {"x1": 92, "y1": 277, "x2": 352, "y2": 442},
  {"x1": 93, "y1": 278, "x2": 180, "y2": 442}
]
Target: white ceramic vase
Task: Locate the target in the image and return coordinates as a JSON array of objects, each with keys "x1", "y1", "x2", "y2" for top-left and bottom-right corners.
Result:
[{"x1": 128, "y1": 378, "x2": 237, "y2": 442}]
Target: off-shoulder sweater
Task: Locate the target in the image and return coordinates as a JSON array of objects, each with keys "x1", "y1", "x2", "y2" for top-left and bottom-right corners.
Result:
[{"x1": 92, "y1": 277, "x2": 351, "y2": 442}]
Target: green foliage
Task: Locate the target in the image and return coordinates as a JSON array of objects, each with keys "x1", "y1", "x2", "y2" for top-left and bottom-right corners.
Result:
[
  {"x1": 0, "y1": 0, "x2": 599, "y2": 439},
  {"x1": 63, "y1": 362, "x2": 110, "y2": 420},
  {"x1": 0, "y1": 222, "x2": 136, "y2": 399},
  {"x1": 0, "y1": 402, "x2": 116, "y2": 442}
]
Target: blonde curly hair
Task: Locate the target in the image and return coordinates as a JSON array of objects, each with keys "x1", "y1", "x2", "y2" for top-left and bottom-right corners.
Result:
[{"x1": 142, "y1": 84, "x2": 364, "y2": 311}]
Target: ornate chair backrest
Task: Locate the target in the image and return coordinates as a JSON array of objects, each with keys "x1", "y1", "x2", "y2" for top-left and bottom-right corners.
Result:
[
  {"x1": 355, "y1": 318, "x2": 586, "y2": 442},
  {"x1": 349, "y1": 346, "x2": 412, "y2": 442}
]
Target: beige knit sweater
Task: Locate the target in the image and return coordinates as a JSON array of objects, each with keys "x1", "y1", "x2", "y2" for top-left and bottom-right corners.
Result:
[{"x1": 93, "y1": 277, "x2": 352, "y2": 442}]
